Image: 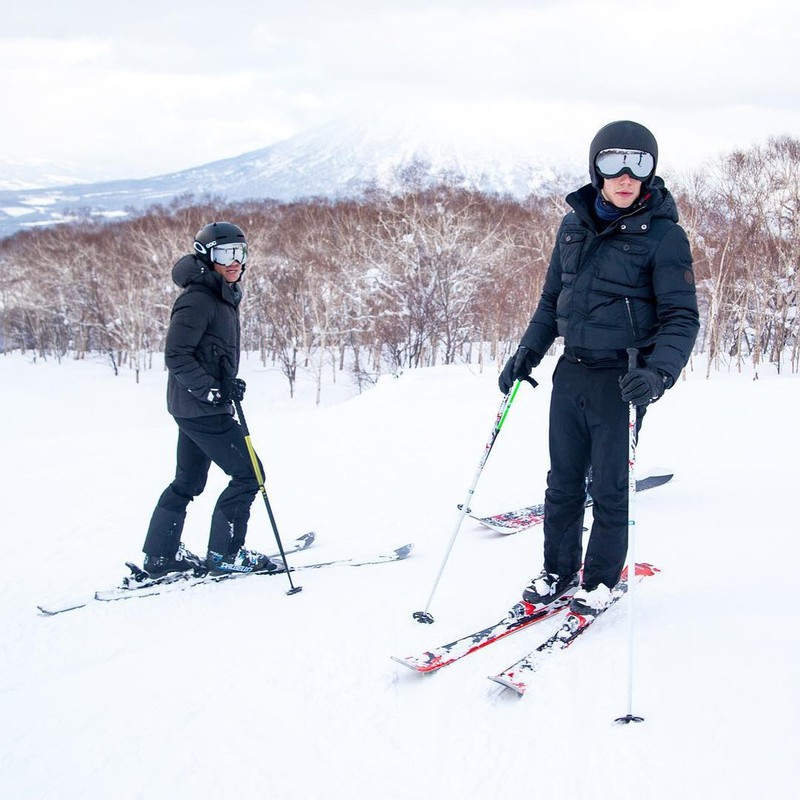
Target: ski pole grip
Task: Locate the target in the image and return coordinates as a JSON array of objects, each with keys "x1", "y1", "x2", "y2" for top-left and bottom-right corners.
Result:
[{"x1": 626, "y1": 348, "x2": 639, "y2": 372}]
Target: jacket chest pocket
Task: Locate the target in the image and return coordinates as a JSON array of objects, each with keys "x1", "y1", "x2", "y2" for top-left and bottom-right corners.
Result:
[
  {"x1": 595, "y1": 238, "x2": 652, "y2": 288},
  {"x1": 558, "y1": 229, "x2": 587, "y2": 275}
]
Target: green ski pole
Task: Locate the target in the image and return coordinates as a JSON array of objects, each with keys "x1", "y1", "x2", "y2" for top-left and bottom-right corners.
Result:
[{"x1": 413, "y1": 378, "x2": 535, "y2": 624}]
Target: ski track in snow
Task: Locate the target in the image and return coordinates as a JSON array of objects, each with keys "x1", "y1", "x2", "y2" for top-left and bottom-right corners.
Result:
[{"x1": 1, "y1": 352, "x2": 798, "y2": 799}]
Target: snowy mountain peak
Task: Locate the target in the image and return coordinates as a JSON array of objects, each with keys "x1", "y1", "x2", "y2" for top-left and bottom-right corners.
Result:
[{"x1": 0, "y1": 108, "x2": 582, "y2": 239}]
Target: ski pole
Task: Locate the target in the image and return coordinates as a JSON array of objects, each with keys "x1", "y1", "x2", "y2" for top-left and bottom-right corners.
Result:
[
  {"x1": 615, "y1": 347, "x2": 643, "y2": 724},
  {"x1": 413, "y1": 377, "x2": 536, "y2": 624},
  {"x1": 233, "y1": 397, "x2": 303, "y2": 596}
]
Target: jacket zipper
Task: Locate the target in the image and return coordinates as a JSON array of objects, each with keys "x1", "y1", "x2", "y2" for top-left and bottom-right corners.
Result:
[{"x1": 624, "y1": 297, "x2": 640, "y2": 339}]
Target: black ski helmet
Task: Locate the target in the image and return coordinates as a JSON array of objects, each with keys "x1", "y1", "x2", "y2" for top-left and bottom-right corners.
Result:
[
  {"x1": 589, "y1": 120, "x2": 658, "y2": 189},
  {"x1": 193, "y1": 221, "x2": 247, "y2": 267}
]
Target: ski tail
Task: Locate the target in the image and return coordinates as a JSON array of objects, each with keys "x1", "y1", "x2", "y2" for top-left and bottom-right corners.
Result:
[{"x1": 473, "y1": 474, "x2": 674, "y2": 534}]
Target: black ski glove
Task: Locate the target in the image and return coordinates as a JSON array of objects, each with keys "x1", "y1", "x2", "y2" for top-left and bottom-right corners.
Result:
[
  {"x1": 211, "y1": 377, "x2": 247, "y2": 405},
  {"x1": 619, "y1": 368, "x2": 665, "y2": 406},
  {"x1": 498, "y1": 346, "x2": 538, "y2": 394}
]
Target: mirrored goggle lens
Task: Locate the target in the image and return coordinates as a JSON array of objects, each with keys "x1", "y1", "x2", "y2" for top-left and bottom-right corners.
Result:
[
  {"x1": 595, "y1": 149, "x2": 654, "y2": 180},
  {"x1": 210, "y1": 243, "x2": 247, "y2": 266}
]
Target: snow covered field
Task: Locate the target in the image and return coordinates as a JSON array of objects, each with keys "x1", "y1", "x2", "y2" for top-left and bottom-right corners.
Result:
[{"x1": 1, "y1": 351, "x2": 798, "y2": 799}]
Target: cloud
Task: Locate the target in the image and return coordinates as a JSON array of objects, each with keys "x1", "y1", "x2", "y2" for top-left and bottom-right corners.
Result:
[{"x1": 2, "y1": 0, "x2": 799, "y2": 180}]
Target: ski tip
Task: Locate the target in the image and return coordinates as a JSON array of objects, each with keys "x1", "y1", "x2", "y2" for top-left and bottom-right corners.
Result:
[
  {"x1": 472, "y1": 513, "x2": 544, "y2": 534},
  {"x1": 487, "y1": 674, "x2": 527, "y2": 696},
  {"x1": 639, "y1": 472, "x2": 674, "y2": 486},
  {"x1": 390, "y1": 655, "x2": 428, "y2": 672},
  {"x1": 37, "y1": 602, "x2": 85, "y2": 616},
  {"x1": 297, "y1": 531, "x2": 316, "y2": 549},
  {"x1": 394, "y1": 543, "x2": 414, "y2": 559},
  {"x1": 474, "y1": 521, "x2": 525, "y2": 534},
  {"x1": 391, "y1": 654, "x2": 442, "y2": 672},
  {"x1": 390, "y1": 656, "x2": 441, "y2": 673}
]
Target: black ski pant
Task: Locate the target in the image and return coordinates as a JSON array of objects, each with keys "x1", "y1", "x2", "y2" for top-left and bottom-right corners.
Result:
[
  {"x1": 542, "y1": 357, "x2": 644, "y2": 590},
  {"x1": 143, "y1": 413, "x2": 262, "y2": 558}
]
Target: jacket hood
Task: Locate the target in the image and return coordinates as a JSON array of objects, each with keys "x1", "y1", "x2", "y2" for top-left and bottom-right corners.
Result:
[
  {"x1": 171, "y1": 254, "x2": 242, "y2": 305},
  {"x1": 172, "y1": 254, "x2": 210, "y2": 288}
]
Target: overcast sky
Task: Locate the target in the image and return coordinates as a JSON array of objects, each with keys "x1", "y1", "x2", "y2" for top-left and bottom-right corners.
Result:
[{"x1": 4, "y1": 0, "x2": 800, "y2": 183}]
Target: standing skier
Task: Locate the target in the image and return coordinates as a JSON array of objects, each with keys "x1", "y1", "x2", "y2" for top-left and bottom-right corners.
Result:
[
  {"x1": 141, "y1": 222, "x2": 279, "y2": 578},
  {"x1": 499, "y1": 121, "x2": 699, "y2": 613}
]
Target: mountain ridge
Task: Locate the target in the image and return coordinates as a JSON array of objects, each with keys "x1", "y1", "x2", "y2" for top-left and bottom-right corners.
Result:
[{"x1": 0, "y1": 114, "x2": 580, "y2": 239}]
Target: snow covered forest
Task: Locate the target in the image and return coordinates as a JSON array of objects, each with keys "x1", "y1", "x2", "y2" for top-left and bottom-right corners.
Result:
[{"x1": 2, "y1": 135, "x2": 799, "y2": 395}]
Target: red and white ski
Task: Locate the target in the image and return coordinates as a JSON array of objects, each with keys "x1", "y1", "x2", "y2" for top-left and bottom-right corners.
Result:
[
  {"x1": 488, "y1": 562, "x2": 659, "y2": 695},
  {"x1": 471, "y1": 474, "x2": 673, "y2": 534},
  {"x1": 392, "y1": 588, "x2": 578, "y2": 673}
]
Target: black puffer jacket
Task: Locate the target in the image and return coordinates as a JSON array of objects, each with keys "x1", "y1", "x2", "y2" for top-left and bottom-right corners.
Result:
[
  {"x1": 164, "y1": 254, "x2": 242, "y2": 418},
  {"x1": 520, "y1": 178, "x2": 699, "y2": 383}
]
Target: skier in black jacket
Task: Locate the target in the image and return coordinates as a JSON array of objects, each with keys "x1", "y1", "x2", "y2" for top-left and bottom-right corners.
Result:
[
  {"x1": 142, "y1": 222, "x2": 279, "y2": 578},
  {"x1": 499, "y1": 121, "x2": 699, "y2": 613}
]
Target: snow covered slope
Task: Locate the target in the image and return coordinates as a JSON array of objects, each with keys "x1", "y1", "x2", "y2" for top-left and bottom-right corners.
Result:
[{"x1": 0, "y1": 353, "x2": 797, "y2": 799}]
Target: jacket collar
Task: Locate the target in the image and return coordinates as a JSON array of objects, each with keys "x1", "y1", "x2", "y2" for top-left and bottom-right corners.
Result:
[{"x1": 566, "y1": 176, "x2": 675, "y2": 234}]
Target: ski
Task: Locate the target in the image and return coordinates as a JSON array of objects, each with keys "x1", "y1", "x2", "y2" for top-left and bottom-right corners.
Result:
[
  {"x1": 392, "y1": 589, "x2": 575, "y2": 673},
  {"x1": 38, "y1": 535, "x2": 411, "y2": 616},
  {"x1": 472, "y1": 473, "x2": 673, "y2": 534},
  {"x1": 93, "y1": 543, "x2": 413, "y2": 604},
  {"x1": 488, "y1": 562, "x2": 659, "y2": 695},
  {"x1": 37, "y1": 531, "x2": 316, "y2": 615}
]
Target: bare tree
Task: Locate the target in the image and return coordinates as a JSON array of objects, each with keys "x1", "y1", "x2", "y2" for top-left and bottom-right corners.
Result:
[{"x1": 6, "y1": 137, "x2": 800, "y2": 392}]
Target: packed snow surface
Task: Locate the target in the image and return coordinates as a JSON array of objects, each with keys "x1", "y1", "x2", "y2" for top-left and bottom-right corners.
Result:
[{"x1": 1, "y1": 352, "x2": 797, "y2": 799}]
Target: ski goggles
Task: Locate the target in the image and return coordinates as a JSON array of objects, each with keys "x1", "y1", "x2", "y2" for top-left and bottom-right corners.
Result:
[
  {"x1": 210, "y1": 243, "x2": 247, "y2": 266},
  {"x1": 595, "y1": 149, "x2": 655, "y2": 180}
]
